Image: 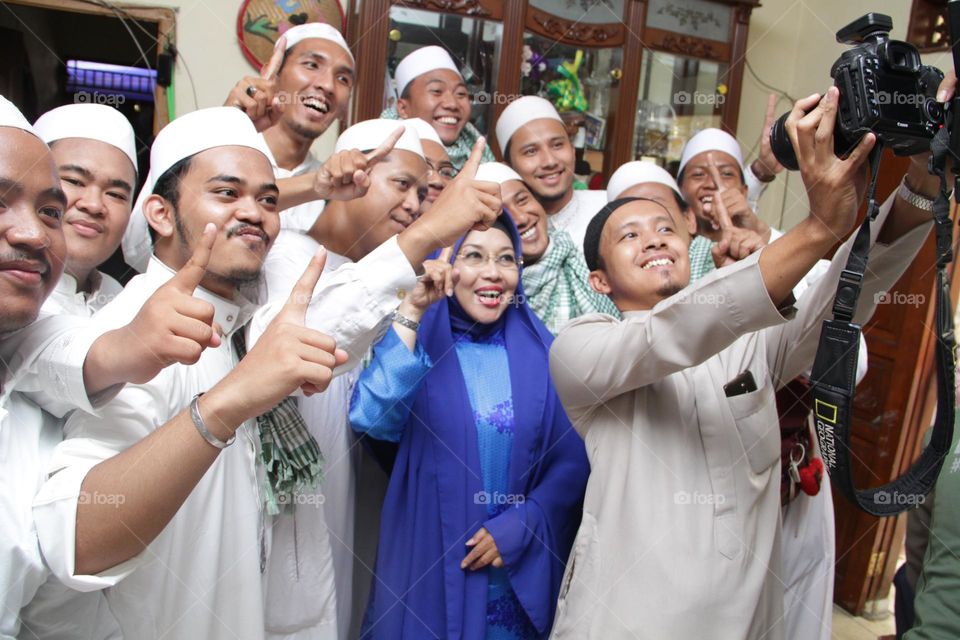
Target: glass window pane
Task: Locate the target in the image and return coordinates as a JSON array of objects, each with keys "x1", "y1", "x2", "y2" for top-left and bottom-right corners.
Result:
[
  {"x1": 528, "y1": 0, "x2": 624, "y2": 25},
  {"x1": 521, "y1": 33, "x2": 623, "y2": 173},
  {"x1": 633, "y1": 50, "x2": 728, "y2": 170},
  {"x1": 646, "y1": 0, "x2": 732, "y2": 42},
  {"x1": 386, "y1": 7, "x2": 503, "y2": 133}
]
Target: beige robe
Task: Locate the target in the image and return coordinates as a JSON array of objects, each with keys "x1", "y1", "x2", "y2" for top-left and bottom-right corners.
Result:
[{"x1": 548, "y1": 194, "x2": 930, "y2": 639}]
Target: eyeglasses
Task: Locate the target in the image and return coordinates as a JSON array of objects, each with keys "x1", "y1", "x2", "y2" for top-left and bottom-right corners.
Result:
[
  {"x1": 455, "y1": 250, "x2": 523, "y2": 270},
  {"x1": 426, "y1": 160, "x2": 458, "y2": 180}
]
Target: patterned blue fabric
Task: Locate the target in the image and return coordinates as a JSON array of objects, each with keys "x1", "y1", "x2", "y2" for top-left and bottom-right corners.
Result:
[{"x1": 455, "y1": 330, "x2": 536, "y2": 639}]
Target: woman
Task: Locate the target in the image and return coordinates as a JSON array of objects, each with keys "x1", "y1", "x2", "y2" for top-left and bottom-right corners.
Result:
[
  {"x1": 349, "y1": 215, "x2": 589, "y2": 639},
  {"x1": 474, "y1": 163, "x2": 619, "y2": 335}
]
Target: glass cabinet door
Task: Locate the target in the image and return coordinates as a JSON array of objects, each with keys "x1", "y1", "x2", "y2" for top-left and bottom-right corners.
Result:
[
  {"x1": 386, "y1": 7, "x2": 503, "y2": 133},
  {"x1": 519, "y1": 33, "x2": 623, "y2": 174},
  {"x1": 633, "y1": 50, "x2": 728, "y2": 171}
]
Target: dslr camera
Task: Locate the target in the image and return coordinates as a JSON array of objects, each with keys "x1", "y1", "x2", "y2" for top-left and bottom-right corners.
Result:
[{"x1": 770, "y1": 13, "x2": 944, "y2": 170}]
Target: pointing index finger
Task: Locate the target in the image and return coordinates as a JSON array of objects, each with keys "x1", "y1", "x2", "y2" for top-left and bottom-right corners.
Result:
[
  {"x1": 283, "y1": 246, "x2": 327, "y2": 319},
  {"x1": 365, "y1": 126, "x2": 404, "y2": 166},
  {"x1": 459, "y1": 136, "x2": 486, "y2": 180},
  {"x1": 261, "y1": 36, "x2": 287, "y2": 81},
  {"x1": 438, "y1": 246, "x2": 455, "y2": 263},
  {"x1": 171, "y1": 222, "x2": 216, "y2": 293}
]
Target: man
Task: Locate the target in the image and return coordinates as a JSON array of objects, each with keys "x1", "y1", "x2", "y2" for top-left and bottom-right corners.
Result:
[
  {"x1": 496, "y1": 96, "x2": 606, "y2": 249},
  {"x1": 0, "y1": 94, "x2": 76, "y2": 640},
  {"x1": 31, "y1": 106, "x2": 353, "y2": 639},
  {"x1": 33, "y1": 103, "x2": 137, "y2": 316},
  {"x1": 192, "y1": 23, "x2": 354, "y2": 248},
  {"x1": 475, "y1": 161, "x2": 617, "y2": 334},
  {"x1": 677, "y1": 128, "x2": 775, "y2": 279},
  {"x1": 383, "y1": 45, "x2": 495, "y2": 170},
  {"x1": 548, "y1": 88, "x2": 937, "y2": 639},
  {"x1": 405, "y1": 117, "x2": 456, "y2": 213}
]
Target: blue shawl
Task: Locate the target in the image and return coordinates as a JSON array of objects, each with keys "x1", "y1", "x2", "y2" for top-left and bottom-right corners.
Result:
[{"x1": 363, "y1": 215, "x2": 589, "y2": 639}]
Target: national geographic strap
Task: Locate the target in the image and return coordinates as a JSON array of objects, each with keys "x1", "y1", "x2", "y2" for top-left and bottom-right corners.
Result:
[{"x1": 809, "y1": 132, "x2": 956, "y2": 517}]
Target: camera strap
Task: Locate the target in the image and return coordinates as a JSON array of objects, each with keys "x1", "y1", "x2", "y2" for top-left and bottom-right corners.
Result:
[{"x1": 809, "y1": 136, "x2": 956, "y2": 517}]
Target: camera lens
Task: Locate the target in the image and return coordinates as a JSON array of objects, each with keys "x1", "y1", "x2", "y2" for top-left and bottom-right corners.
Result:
[
  {"x1": 769, "y1": 112, "x2": 799, "y2": 171},
  {"x1": 925, "y1": 98, "x2": 943, "y2": 123}
]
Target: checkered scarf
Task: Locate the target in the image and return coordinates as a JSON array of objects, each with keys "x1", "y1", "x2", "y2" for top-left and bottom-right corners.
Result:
[
  {"x1": 687, "y1": 234, "x2": 717, "y2": 282},
  {"x1": 522, "y1": 229, "x2": 620, "y2": 334},
  {"x1": 380, "y1": 107, "x2": 495, "y2": 170},
  {"x1": 233, "y1": 330, "x2": 323, "y2": 515}
]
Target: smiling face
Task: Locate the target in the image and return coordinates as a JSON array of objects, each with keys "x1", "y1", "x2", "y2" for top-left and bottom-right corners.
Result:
[
  {"x1": 342, "y1": 149, "x2": 427, "y2": 258},
  {"x1": 453, "y1": 227, "x2": 520, "y2": 325},
  {"x1": 500, "y1": 179, "x2": 548, "y2": 264},
  {"x1": 50, "y1": 138, "x2": 136, "y2": 286},
  {"x1": 678, "y1": 150, "x2": 746, "y2": 237},
  {"x1": 589, "y1": 199, "x2": 692, "y2": 312},
  {"x1": 0, "y1": 128, "x2": 67, "y2": 333},
  {"x1": 420, "y1": 140, "x2": 455, "y2": 213},
  {"x1": 275, "y1": 38, "x2": 355, "y2": 141},
  {"x1": 145, "y1": 146, "x2": 279, "y2": 299},
  {"x1": 507, "y1": 118, "x2": 575, "y2": 210},
  {"x1": 397, "y1": 69, "x2": 470, "y2": 145}
]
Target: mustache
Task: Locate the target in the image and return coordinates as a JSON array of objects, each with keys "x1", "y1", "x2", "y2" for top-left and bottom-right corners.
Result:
[
  {"x1": 225, "y1": 224, "x2": 269, "y2": 242},
  {"x1": 0, "y1": 250, "x2": 50, "y2": 274}
]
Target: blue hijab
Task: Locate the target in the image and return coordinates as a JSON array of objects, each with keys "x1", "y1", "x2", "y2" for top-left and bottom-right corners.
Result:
[{"x1": 363, "y1": 215, "x2": 589, "y2": 639}]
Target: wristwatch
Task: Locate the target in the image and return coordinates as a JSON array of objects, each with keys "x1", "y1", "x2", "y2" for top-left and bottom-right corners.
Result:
[
  {"x1": 392, "y1": 309, "x2": 421, "y2": 332},
  {"x1": 898, "y1": 178, "x2": 937, "y2": 212}
]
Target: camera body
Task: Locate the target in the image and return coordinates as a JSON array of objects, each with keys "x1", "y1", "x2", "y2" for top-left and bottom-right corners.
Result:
[{"x1": 771, "y1": 13, "x2": 944, "y2": 170}]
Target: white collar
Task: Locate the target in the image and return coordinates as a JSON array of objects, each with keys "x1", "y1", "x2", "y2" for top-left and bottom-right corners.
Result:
[
  {"x1": 146, "y1": 256, "x2": 254, "y2": 336},
  {"x1": 259, "y1": 133, "x2": 321, "y2": 176}
]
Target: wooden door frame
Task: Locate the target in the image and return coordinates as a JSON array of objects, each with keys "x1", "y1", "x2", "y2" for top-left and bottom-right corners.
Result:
[{"x1": 3, "y1": 0, "x2": 175, "y2": 133}]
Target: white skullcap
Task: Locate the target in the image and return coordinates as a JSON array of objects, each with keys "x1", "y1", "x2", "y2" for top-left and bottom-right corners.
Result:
[
  {"x1": 678, "y1": 128, "x2": 744, "y2": 176},
  {"x1": 394, "y1": 46, "x2": 461, "y2": 98},
  {"x1": 0, "y1": 95, "x2": 38, "y2": 136},
  {"x1": 335, "y1": 119, "x2": 423, "y2": 159},
  {"x1": 494, "y1": 96, "x2": 563, "y2": 155},
  {"x1": 34, "y1": 103, "x2": 138, "y2": 173},
  {"x1": 606, "y1": 161, "x2": 680, "y2": 201},
  {"x1": 403, "y1": 117, "x2": 443, "y2": 147},
  {"x1": 283, "y1": 23, "x2": 353, "y2": 63},
  {"x1": 475, "y1": 162, "x2": 523, "y2": 185},
  {"x1": 122, "y1": 107, "x2": 273, "y2": 272}
]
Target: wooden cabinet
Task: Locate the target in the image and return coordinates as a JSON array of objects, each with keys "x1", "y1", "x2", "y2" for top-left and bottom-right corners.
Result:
[{"x1": 348, "y1": 0, "x2": 760, "y2": 178}]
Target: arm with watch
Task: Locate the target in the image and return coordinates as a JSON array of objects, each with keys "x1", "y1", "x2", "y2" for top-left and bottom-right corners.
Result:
[{"x1": 347, "y1": 252, "x2": 457, "y2": 442}]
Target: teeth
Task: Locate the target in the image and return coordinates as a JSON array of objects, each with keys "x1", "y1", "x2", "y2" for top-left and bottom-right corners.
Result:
[
  {"x1": 477, "y1": 291, "x2": 500, "y2": 299},
  {"x1": 302, "y1": 97, "x2": 329, "y2": 113},
  {"x1": 520, "y1": 227, "x2": 537, "y2": 240},
  {"x1": 437, "y1": 116, "x2": 457, "y2": 125},
  {"x1": 642, "y1": 258, "x2": 672, "y2": 270}
]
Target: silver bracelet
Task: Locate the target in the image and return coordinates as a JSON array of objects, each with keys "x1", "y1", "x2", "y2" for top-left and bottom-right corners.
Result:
[
  {"x1": 190, "y1": 393, "x2": 235, "y2": 449},
  {"x1": 898, "y1": 178, "x2": 937, "y2": 212},
  {"x1": 392, "y1": 309, "x2": 421, "y2": 332}
]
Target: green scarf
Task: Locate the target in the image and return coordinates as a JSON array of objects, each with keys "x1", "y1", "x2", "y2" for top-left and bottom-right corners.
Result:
[{"x1": 522, "y1": 229, "x2": 620, "y2": 334}]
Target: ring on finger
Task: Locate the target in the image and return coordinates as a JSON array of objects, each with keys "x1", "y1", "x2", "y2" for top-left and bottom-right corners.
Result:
[{"x1": 245, "y1": 85, "x2": 258, "y2": 98}]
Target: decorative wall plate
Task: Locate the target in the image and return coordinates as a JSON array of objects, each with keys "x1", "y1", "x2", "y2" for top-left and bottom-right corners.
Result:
[{"x1": 238, "y1": 0, "x2": 346, "y2": 70}]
